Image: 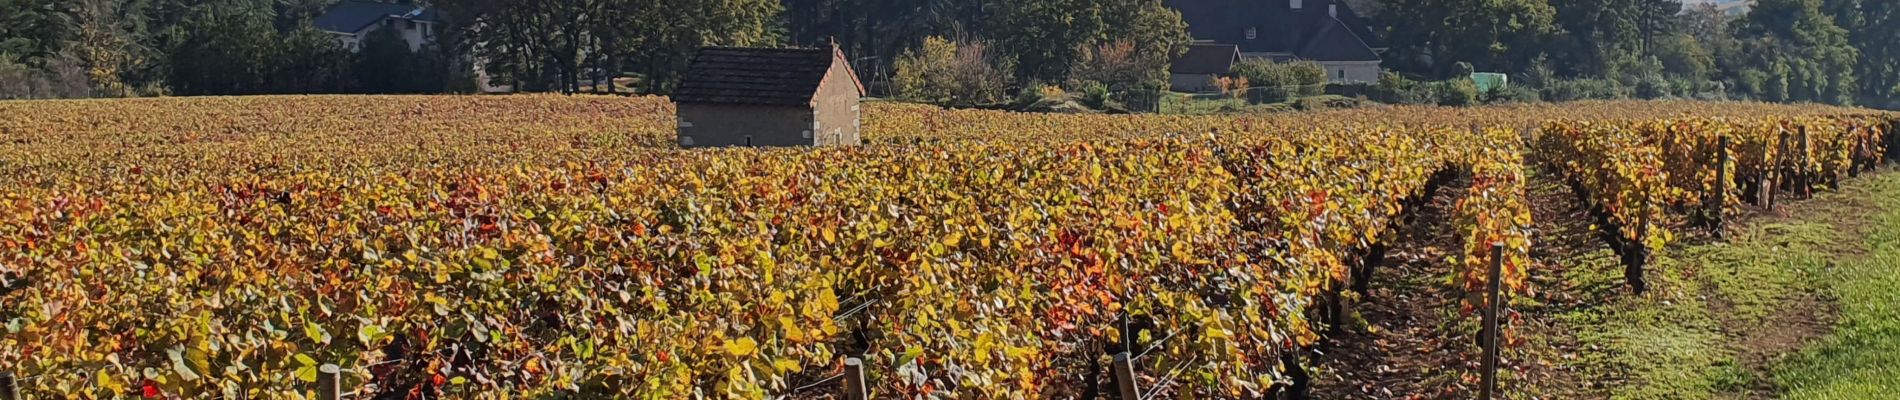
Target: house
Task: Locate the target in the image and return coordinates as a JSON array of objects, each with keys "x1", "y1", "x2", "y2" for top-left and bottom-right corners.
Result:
[
  {"x1": 1166, "y1": 0, "x2": 1385, "y2": 83},
  {"x1": 1170, "y1": 44, "x2": 1242, "y2": 93},
  {"x1": 312, "y1": 1, "x2": 440, "y2": 53},
  {"x1": 673, "y1": 45, "x2": 864, "y2": 148}
]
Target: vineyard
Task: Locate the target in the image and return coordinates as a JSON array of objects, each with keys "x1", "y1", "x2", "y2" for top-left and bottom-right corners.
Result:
[{"x1": 0, "y1": 95, "x2": 1893, "y2": 398}]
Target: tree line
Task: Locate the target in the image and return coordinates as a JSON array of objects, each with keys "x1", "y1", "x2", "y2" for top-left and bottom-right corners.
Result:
[
  {"x1": 1379, "y1": 0, "x2": 1897, "y2": 107},
  {"x1": 1, "y1": 0, "x2": 1894, "y2": 107},
  {"x1": 1, "y1": 0, "x2": 464, "y2": 98}
]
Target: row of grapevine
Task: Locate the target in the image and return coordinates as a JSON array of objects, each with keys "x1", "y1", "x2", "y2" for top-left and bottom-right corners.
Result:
[
  {"x1": 1536, "y1": 115, "x2": 1894, "y2": 293},
  {"x1": 0, "y1": 95, "x2": 1888, "y2": 398},
  {"x1": 0, "y1": 140, "x2": 1515, "y2": 398}
]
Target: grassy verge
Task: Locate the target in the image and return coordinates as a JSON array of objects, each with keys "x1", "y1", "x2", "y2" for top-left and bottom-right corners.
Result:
[
  {"x1": 1774, "y1": 175, "x2": 1900, "y2": 398},
  {"x1": 1546, "y1": 171, "x2": 1900, "y2": 399}
]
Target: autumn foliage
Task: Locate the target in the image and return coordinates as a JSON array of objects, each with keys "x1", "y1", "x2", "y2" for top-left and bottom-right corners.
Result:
[{"x1": 0, "y1": 95, "x2": 1889, "y2": 398}]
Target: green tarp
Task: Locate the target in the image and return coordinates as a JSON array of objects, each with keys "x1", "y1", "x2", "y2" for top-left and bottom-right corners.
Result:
[{"x1": 1471, "y1": 73, "x2": 1509, "y2": 93}]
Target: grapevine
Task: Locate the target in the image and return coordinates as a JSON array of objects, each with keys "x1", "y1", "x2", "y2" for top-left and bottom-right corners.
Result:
[{"x1": 0, "y1": 95, "x2": 1889, "y2": 398}]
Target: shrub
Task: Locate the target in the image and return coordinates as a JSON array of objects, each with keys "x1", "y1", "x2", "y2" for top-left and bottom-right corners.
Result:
[
  {"x1": 1288, "y1": 61, "x2": 1327, "y2": 97},
  {"x1": 1070, "y1": 40, "x2": 1171, "y2": 91},
  {"x1": 1212, "y1": 75, "x2": 1251, "y2": 99},
  {"x1": 1117, "y1": 80, "x2": 1169, "y2": 113},
  {"x1": 1634, "y1": 75, "x2": 1672, "y2": 99},
  {"x1": 1014, "y1": 83, "x2": 1066, "y2": 108},
  {"x1": 1669, "y1": 78, "x2": 1695, "y2": 98},
  {"x1": 1543, "y1": 78, "x2": 1628, "y2": 102},
  {"x1": 1521, "y1": 54, "x2": 1556, "y2": 89},
  {"x1": 1325, "y1": 83, "x2": 1377, "y2": 98},
  {"x1": 1435, "y1": 79, "x2": 1480, "y2": 107},
  {"x1": 1376, "y1": 71, "x2": 1409, "y2": 103},
  {"x1": 1232, "y1": 59, "x2": 1294, "y2": 103},
  {"x1": 1078, "y1": 81, "x2": 1112, "y2": 109},
  {"x1": 1693, "y1": 80, "x2": 1729, "y2": 101},
  {"x1": 1232, "y1": 59, "x2": 1326, "y2": 103},
  {"x1": 1485, "y1": 84, "x2": 1541, "y2": 104},
  {"x1": 894, "y1": 37, "x2": 1015, "y2": 107},
  {"x1": 1609, "y1": 55, "x2": 1667, "y2": 89},
  {"x1": 1373, "y1": 71, "x2": 1436, "y2": 105}
]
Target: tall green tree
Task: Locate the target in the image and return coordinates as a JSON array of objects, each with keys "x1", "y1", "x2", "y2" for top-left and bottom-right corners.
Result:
[
  {"x1": 1735, "y1": 0, "x2": 1858, "y2": 104},
  {"x1": 981, "y1": 0, "x2": 1187, "y2": 84},
  {"x1": 0, "y1": 0, "x2": 89, "y2": 100},
  {"x1": 1548, "y1": 0, "x2": 1681, "y2": 77},
  {"x1": 783, "y1": 0, "x2": 986, "y2": 86},
  {"x1": 1823, "y1": 0, "x2": 1900, "y2": 104},
  {"x1": 982, "y1": 0, "x2": 1100, "y2": 82},
  {"x1": 272, "y1": 0, "x2": 336, "y2": 31},
  {"x1": 273, "y1": 25, "x2": 353, "y2": 93},
  {"x1": 1651, "y1": 32, "x2": 1715, "y2": 82},
  {"x1": 1380, "y1": 0, "x2": 1561, "y2": 77},
  {"x1": 437, "y1": 0, "x2": 780, "y2": 94},
  {"x1": 71, "y1": 0, "x2": 144, "y2": 96},
  {"x1": 165, "y1": 7, "x2": 277, "y2": 95},
  {"x1": 1094, "y1": 0, "x2": 1190, "y2": 86},
  {"x1": 620, "y1": 0, "x2": 782, "y2": 93},
  {"x1": 1682, "y1": 3, "x2": 1750, "y2": 85},
  {"x1": 0, "y1": 0, "x2": 75, "y2": 65}
]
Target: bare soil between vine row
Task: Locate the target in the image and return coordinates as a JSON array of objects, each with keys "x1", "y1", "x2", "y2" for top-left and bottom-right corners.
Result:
[{"x1": 1312, "y1": 166, "x2": 1892, "y2": 399}]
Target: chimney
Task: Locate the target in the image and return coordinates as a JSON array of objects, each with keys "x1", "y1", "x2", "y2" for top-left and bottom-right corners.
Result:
[
  {"x1": 1329, "y1": 4, "x2": 1337, "y2": 17},
  {"x1": 1291, "y1": 0, "x2": 1302, "y2": 10}
]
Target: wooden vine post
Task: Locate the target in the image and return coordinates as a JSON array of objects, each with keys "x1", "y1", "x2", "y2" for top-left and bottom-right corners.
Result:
[
  {"x1": 1479, "y1": 243, "x2": 1506, "y2": 400},
  {"x1": 843, "y1": 357, "x2": 869, "y2": 400},
  {"x1": 1851, "y1": 127, "x2": 1865, "y2": 177},
  {"x1": 1768, "y1": 130, "x2": 1785, "y2": 208},
  {"x1": 1830, "y1": 133, "x2": 1846, "y2": 189},
  {"x1": 1799, "y1": 125, "x2": 1812, "y2": 198},
  {"x1": 1113, "y1": 352, "x2": 1140, "y2": 400},
  {"x1": 1888, "y1": 120, "x2": 1900, "y2": 165},
  {"x1": 317, "y1": 364, "x2": 341, "y2": 400},
  {"x1": 1, "y1": 371, "x2": 17, "y2": 400},
  {"x1": 1713, "y1": 136, "x2": 1729, "y2": 237}
]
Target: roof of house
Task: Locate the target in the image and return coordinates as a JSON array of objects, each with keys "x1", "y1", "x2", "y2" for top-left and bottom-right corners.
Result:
[
  {"x1": 673, "y1": 46, "x2": 864, "y2": 107},
  {"x1": 1295, "y1": 18, "x2": 1380, "y2": 62},
  {"x1": 1171, "y1": 44, "x2": 1242, "y2": 75},
  {"x1": 314, "y1": 1, "x2": 439, "y2": 34},
  {"x1": 1165, "y1": 0, "x2": 1383, "y2": 62}
]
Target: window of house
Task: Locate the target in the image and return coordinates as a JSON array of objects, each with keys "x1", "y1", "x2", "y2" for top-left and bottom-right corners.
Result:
[
  {"x1": 1337, "y1": 69, "x2": 1345, "y2": 80},
  {"x1": 406, "y1": 20, "x2": 416, "y2": 30},
  {"x1": 1245, "y1": 27, "x2": 1257, "y2": 40}
]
